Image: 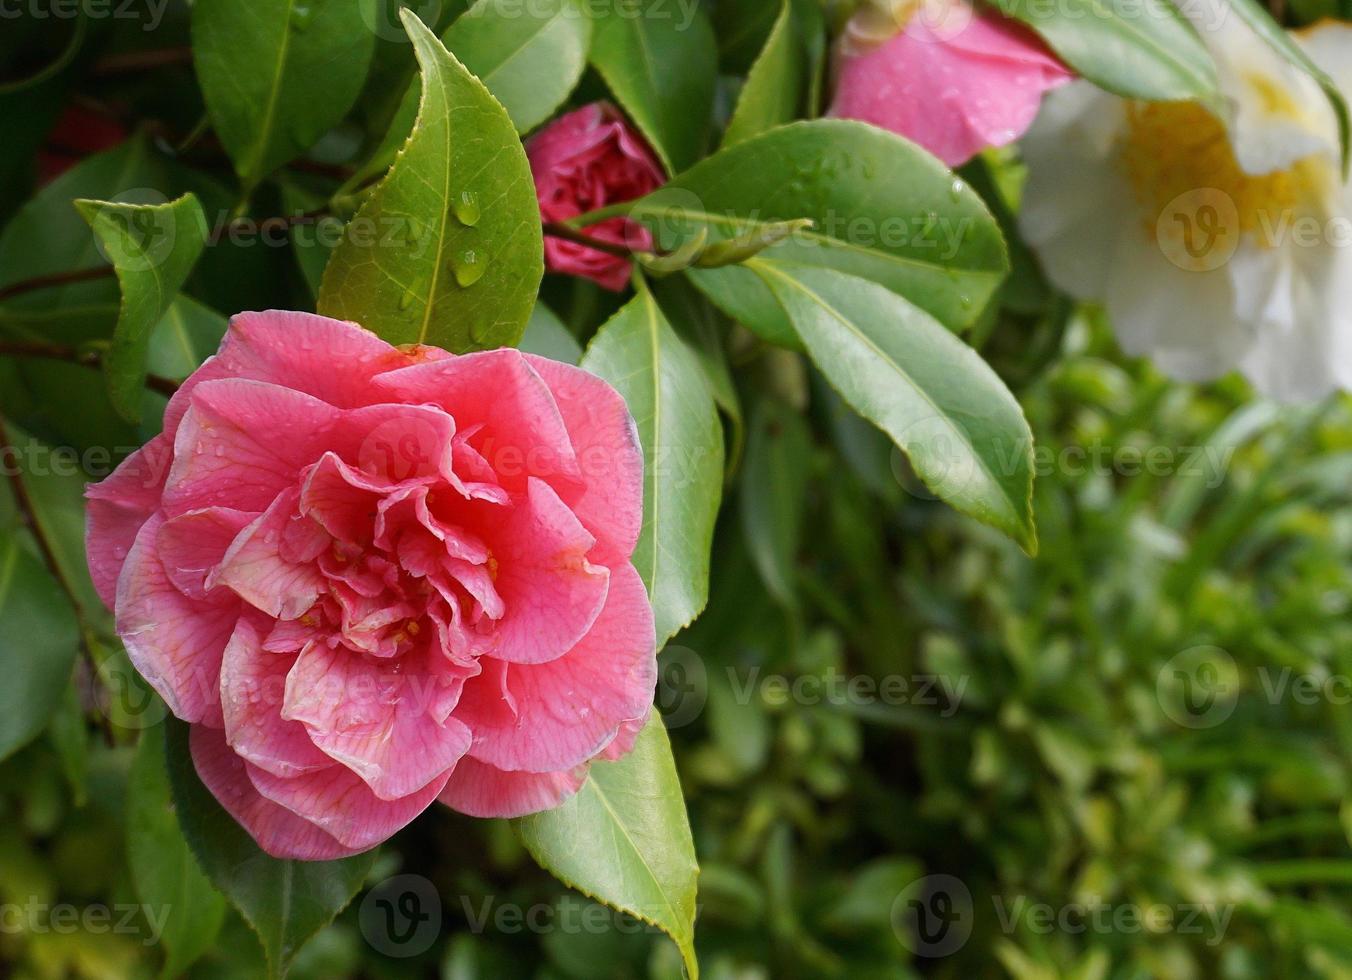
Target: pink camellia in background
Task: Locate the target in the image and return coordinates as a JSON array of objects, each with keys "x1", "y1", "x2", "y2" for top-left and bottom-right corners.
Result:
[
  {"x1": 527, "y1": 102, "x2": 666, "y2": 291},
  {"x1": 86, "y1": 311, "x2": 655, "y2": 860},
  {"x1": 828, "y1": 0, "x2": 1073, "y2": 168}
]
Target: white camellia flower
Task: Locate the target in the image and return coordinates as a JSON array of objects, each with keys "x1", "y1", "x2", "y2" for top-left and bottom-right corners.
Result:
[{"x1": 1019, "y1": 3, "x2": 1352, "y2": 402}]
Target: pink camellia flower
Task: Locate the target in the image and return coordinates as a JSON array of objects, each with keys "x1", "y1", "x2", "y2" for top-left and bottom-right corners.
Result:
[
  {"x1": 527, "y1": 102, "x2": 666, "y2": 291},
  {"x1": 827, "y1": 0, "x2": 1073, "y2": 168},
  {"x1": 86, "y1": 311, "x2": 655, "y2": 860}
]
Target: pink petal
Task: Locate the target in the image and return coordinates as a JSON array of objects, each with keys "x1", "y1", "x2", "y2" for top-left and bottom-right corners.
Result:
[
  {"x1": 458, "y1": 561, "x2": 656, "y2": 773},
  {"x1": 163, "y1": 379, "x2": 340, "y2": 516},
  {"x1": 116, "y1": 513, "x2": 238, "y2": 725},
  {"x1": 478, "y1": 478, "x2": 609, "y2": 665},
  {"x1": 217, "y1": 310, "x2": 412, "y2": 408},
  {"x1": 828, "y1": 6, "x2": 1073, "y2": 167},
  {"x1": 85, "y1": 434, "x2": 173, "y2": 608},
  {"x1": 220, "y1": 616, "x2": 334, "y2": 778},
  {"x1": 190, "y1": 724, "x2": 361, "y2": 861},
  {"x1": 245, "y1": 755, "x2": 449, "y2": 852},
  {"x1": 524, "y1": 354, "x2": 644, "y2": 565},
  {"x1": 438, "y1": 756, "x2": 586, "y2": 818},
  {"x1": 371, "y1": 350, "x2": 582, "y2": 493},
  {"x1": 282, "y1": 642, "x2": 474, "y2": 800},
  {"x1": 212, "y1": 488, "x2": 326, "y2": 620},
  {"x1": 156, "y1": 507, "x2": 255, "y2": 599}
]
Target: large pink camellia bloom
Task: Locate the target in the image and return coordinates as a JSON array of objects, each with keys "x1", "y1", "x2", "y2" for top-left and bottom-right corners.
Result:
[
  {"x1": 827, "y1": 0, "x2": 1073, "y2": 168},
  {"x1": 528, "y1": 102, "x2": 666, "y2": 291},
  {"x1": 86, "y1": 311, "x2": 655, "y2": 860}
]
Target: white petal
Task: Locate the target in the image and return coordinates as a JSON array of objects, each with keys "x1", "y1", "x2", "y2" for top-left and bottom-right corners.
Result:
[
  {"x1": 1180, "y1": 0, "x2": 1339, "y2": 173},
  {"x1": 1019, "y1": 82, "x2": 1133, "y2": 299}
]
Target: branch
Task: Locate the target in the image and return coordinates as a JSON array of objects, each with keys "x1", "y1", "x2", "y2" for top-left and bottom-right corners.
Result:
[
  {"x1": 0, "y1": 266, "x2": 116, "y2": 303},
  {"x1": 0, "y1": 340, "x2": 179, "y2": 397},
  {"x1": 542, "y1": 221, "x2": 639, "y2": 259}
]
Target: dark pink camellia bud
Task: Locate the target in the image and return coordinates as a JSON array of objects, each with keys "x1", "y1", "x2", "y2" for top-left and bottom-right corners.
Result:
[
  {"x1": 527, "y1": 102, "x2": 666, "y2": 291},
  {"x1": 827, "y1": 0, "x2": 1073, "y2": 168}
]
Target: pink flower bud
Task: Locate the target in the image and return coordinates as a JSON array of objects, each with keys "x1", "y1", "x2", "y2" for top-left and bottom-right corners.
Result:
[
  {"x1": 527, "y1": 102, "x2": 667, "y2": 291},
  {"x1": 827, "y1": 0, "x2": 1074, "y2": 168}
]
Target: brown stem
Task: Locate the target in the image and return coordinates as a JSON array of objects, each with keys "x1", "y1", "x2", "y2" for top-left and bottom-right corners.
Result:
[
  {"x1": 0, "y1": 266, "x2": 116, "y2": 303},
  {"x1": 0, "y1": 409, "x2": 108, "y2": 730},
  {"x1": 542, "y1": 221, "x2": 640, "y2": 260},
  {"x1": 0, "y1": 340, "x2": 179, "y2": 398},
  {"x1": 90, "y1": 47, "x2": 193, "y2": 76}
]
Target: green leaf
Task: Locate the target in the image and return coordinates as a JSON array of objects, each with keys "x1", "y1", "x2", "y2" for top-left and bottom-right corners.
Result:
[
  {"x1": 191, "y1": 0, "x2": 377, "y2": 186},
  {"x1": 146, "y1": 295, "x2": 229, "y2": 384},
  {"x1": 445, "y1": 0, "x2": 592, "y2": 133},
  {"x1": 628, "y1": 120, "x2": 1008, "y2": 346},
  {"x1": 0, "y1": 136, "x2": 166, "y2": 312},
  {"x1": 516, "y1": 714, "x2": 699, "y2": 979},
  {"x1": 751, "y1": 260, "x2": 1037, "y2": 552},
  {"x1": 989, "y1": 0, "x2": 1222, "y2": 104},
  {"x1": 721, "y1": 0, "x2": 801, "y2": 148},
  {"x1": 1222, "y1": 0, "x2": 1350, "y2": 172},
  {"x1": 318, "y1": 10, "x2": 543, "y2": 351},
  {"x1": 589, "y1": 0, "x2": 717, "y2": 173},
  {"x1": 128, "y1": 725, "x2": 227, "y2": 980},
  {"x1": 0, "y1": 530, "x2": 78, "y2": 762},
  {"x1": 580, "y1": 284, "x2": 724, "y2": 647},
  {"x1": 739, "y1": 396, "x2": 811, "y2": 605},
  {"x1": 519, "y1": 302, "x2": 582, "y2": 364},
  {"x1": 163, "y1": 717, "x2": 377, "y2": 980},
  {"x1": 75, "y1": 194, "x2": 208, "y2": 423}
]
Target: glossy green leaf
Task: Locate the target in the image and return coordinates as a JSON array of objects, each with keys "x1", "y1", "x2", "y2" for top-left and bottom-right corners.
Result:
[
  {"x1": 519, "y1": 301, "x2": 582, "y2": 364},
  {"x1": 128, "y1": 725, "x2": 227, "y2": 980},
  {"x1": 318, "y1": 11, "x2": 543, "y2": 351},
  {"x1": 0, "y1": 137, "x2": 166, "y2": 314},
  {"x1": 580, "y1": 284, "x2": 724, "y2": 646},
  {"x1": 163, "y1": 717, "x2": 378, "y2": 980},
  {"x1": 722, "y1": 0, "x2": 801, "y2": 148},
  {"x1": 75, "y1": 194, "x2": 208, "y2": 423},
  {"x1": 1223, "y1": 0, "x2": 1349, "y2": 171},
  {"x1": 146, "y1": 295, "x2": 229, "y2": 384},
  {"x1": 516, "y1": 714, "x2": 699, "y2": 979},
  {"x1": 990, "y1": 0, "x2": 1222, "y2": 104},
  {"x1": 0, "y1": 530, "x2": 79, "y2": 762},
  {"x1": 191, "y1": 0, "x2": 377, "y2": 186},
  {"x1": 446, "y1": 0, "x2": 592, "y2": 133},
  {"x1": 739, "y1": 396, "x2": 811, "y2": 605},
  {"x1": 589, "y1": 0, "x2": 717, "y2": 173},
  {"x1": 752, "y1": 260, "x2": 1036, "y2": 552},
  {"x1": 628, "y1": 120, "x2": 1008, "y2": 346}
]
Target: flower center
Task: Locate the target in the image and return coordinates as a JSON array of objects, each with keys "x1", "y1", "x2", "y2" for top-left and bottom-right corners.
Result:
[{"x1": 1120, "y1": 100, "x2": 1331, "y2": 250}]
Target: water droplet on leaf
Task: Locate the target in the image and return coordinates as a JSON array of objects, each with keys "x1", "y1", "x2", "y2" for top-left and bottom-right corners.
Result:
[
  {"x1": 454, "y1": 249, "x2": 486, "y2": 287},
  {"x1": 453, "y1": 191, "x2": 481, "y2": 227}
]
